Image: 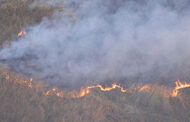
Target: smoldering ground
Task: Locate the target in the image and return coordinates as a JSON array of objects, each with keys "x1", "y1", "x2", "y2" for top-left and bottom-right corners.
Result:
[{"x1": 1, "y1": 0, "x2": 190, "y2": 87}]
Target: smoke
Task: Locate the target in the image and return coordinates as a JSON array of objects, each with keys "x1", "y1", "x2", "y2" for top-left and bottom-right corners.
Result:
[
  {"x1": 1, "y1": 0, "x2": 190, "y2": 86},
  {"x1": 29, "y1": 0, "x2": 65, "y2": 8}
]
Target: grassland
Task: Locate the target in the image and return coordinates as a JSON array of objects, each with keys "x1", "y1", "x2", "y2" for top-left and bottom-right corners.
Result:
[
  {"x1": 0, "y1": 70, "x2": 190, "y2": 122},
  {"x1": 0, "y1": 0, "x2": 53, "y2": 43},
  {"x1": 0, "y1": 1, "x2": 190, "y2": 122}
]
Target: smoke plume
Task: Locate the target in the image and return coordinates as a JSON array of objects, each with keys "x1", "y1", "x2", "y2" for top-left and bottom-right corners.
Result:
[{"x1": 1, "y1": 0, "x2": 190, "y2": 86}]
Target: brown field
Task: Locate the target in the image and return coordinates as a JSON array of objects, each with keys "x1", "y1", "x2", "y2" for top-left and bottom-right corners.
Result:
[
  {"x1": 0, "y1": 1, "x2": 190, "y2": 122},
  {"x1": 0, "y1": 68, "x2": 190, "y2": 122},
  {"x1": 0, "y1": 0, "x2": 53, "y2": 43}
]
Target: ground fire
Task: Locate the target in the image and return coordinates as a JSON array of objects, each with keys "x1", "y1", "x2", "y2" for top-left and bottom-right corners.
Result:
[
  {"x1": 2, "y1": 0, "x2": 190, "y2": 121},
  {"x1": 172, "y1": 80, "x2": 190, "y2": 97},
  {"x1": 18, "y1": 31, "x2": 26, "y2": 37},
  {"x1": 3, "y1": 70, "x2": 190, "y2": 99}
]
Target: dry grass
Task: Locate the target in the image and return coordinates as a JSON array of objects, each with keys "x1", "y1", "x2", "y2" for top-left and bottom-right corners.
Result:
[
  {"x1": 0, "y1": 69, "x2": 190, "y2": 122},
  {"x1": 0, "y1": 1, "x2": 190, "y2": 122},
  {"x1": 0, "y1": 0, "x2": 54, "y2": 43}
]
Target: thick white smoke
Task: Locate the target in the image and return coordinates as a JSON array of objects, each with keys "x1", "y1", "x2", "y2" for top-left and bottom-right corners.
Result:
[{"x1": 1, "y1": 0, "x2": 190, "y2": 86}]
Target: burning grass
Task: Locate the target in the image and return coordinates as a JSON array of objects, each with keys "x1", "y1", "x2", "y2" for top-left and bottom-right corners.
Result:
[
  {"x1": 0, "y1": 0, "x2": 54, "y2": 43},
  {"x1": 0, "y1": 65, "x2": 190, "y2": 121},
  {"x1": 172, "y1": 80, "x2": 190, "y2": 97},
  {"x1": 1, "y1": 1, "x2": 190, "y2": 121},
  {"x1": 2, "y1": 64, "x2": 189, "y2": 100}
]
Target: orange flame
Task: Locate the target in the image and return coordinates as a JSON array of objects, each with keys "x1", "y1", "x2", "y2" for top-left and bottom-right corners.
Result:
[
  {"x1": 5, "y1": 70, "x2": 190, "y2": 99},
  {"x1": 45, "y1": 87, "x2": 64, "y2": 98},
  {"x1": 71, "y1": 88, "x2": 90, "y2": 98},
  {"x1": 139, "y1": 85, "x2": 150, "y2": 92},
  {"x1": 5, "y1": 73, "x2": 33, "y2": 88},
  {"x1": 71, "y1": 83, "x2": 128, "y2": 98},
  {"x1": 172, "y1": 80, "x2": 190, "y2": 97},
  {"x1": 5, "y1": 74, "x2": 10, "y2": 80},
  {"x1": 18, "y1": 31, "x2": 26, "y2": 37}
]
